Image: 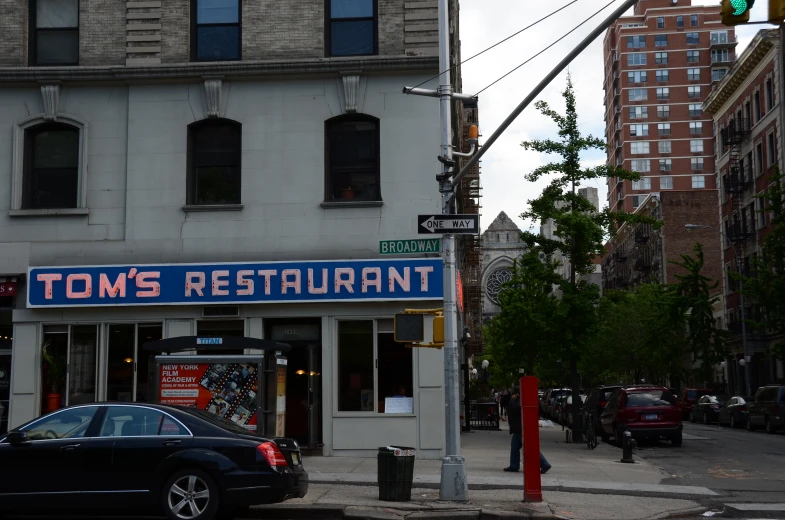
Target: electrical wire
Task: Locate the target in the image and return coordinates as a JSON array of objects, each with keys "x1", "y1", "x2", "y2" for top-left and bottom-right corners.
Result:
[
  {"x1": 473, "y1": 0, "x2": 616, "y2": 97},
  {"x1": 408, "y1": 0, "x2": 580, "y2": 91}
]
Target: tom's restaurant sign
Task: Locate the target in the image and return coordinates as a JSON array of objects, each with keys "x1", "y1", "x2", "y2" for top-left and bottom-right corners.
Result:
[{"x1": 27, "y1": 259, "x2": 443, "y2": 308}]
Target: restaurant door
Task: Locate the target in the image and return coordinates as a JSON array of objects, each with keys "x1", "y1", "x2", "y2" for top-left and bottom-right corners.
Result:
[
  {"x1": 267, "y1": 320, "x2": 322, "y2": 450},
  {"x1": 0, "y1": 352, "x2": 10, "y2": 435}
]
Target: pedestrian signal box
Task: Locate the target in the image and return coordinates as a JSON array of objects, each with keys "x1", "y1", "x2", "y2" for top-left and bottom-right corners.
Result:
[
  {"x1": 394, "y1": 310, "x2": 444, "y2": 348},
  {"x1": 394, "y1": 313, "x2": 423, "y2": 342}
]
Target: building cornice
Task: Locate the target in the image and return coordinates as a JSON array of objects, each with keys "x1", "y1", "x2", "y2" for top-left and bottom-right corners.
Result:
[
  {"x1": 704, "y1": 30, "x2": 779, "y2": 114},
  {"x1": 0, "y1": 56, "x2": 439, "y2": 85}
]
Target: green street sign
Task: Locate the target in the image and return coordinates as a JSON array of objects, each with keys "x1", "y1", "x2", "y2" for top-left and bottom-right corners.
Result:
[{"x1": 380, "y1": 238, "x2": 441, "y2": 255}]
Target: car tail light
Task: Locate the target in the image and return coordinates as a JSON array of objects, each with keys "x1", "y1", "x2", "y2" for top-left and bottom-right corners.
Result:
[
  {"x1": 599, "y1": 401, "x2": 607, "y2": 407},
  {"x1": 257, "y1": 442, "x2": 288, "y2": 467},
  {"x1": 738, "y1": 406, "x2": 747, "y2": 412}
]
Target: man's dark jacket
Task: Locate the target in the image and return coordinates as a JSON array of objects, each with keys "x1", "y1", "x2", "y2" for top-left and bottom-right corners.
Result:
[
  {"x1": 500, "y1": 392, "x2": 511, "y2": 409},
  {"x1": 507, "y1": 396, "x2": 521, "y2": 435}
]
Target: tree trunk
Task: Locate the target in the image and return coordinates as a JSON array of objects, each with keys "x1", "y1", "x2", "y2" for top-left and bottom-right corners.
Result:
[{"x1": 571, "y1": 356, "x2": 582, "y2": 442}]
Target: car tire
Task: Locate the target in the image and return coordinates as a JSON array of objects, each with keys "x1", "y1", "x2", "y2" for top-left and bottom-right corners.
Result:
[
  {"x1": 162, "y1": 468, "x2": 220, "y2": 520},
  {"x1": 765, "y1": 417, "x2": 775, "y2": 434},
  {"x1": 672, "y1": 433, "x2": 683, "y2": 447},
  {"x1": 730, "y1": 415, "x2": 737, "y2": 429},
  {"x1": 747, "y1": 418, "x2": 756, "y2": 431}
]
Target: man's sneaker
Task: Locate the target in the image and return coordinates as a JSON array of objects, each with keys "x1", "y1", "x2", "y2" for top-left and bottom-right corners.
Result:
[
  {"x1": 503, "y1": 467, "x2": 519, "y2": 472},
  {"x1": 541, "y1": 464, "x2": 552, "y2": 474}
]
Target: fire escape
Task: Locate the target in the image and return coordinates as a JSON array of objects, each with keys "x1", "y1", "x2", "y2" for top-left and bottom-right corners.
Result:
[
  {"x1": 721, "y1": 118, "x2": 753, "y2": 254},
  {"x1": 457, "y1": 101, "x2": 483, "y2": 355}
]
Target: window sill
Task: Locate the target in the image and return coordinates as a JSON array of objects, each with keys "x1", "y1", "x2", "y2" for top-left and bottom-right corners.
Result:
[
  {"x1": 321, "y1": 201, "x2": 384, "y2": 209},
  {"x1": 182, "y1": 204, "x2": 244, "y2": 212},
  {"x1": 9, "y1": 208, "x2": 89, "y2": 217}
]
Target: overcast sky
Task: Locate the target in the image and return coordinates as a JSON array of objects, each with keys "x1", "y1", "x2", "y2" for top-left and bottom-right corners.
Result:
[{"x1": 458, "y1": 0, "x2": 774, "y2": 232}]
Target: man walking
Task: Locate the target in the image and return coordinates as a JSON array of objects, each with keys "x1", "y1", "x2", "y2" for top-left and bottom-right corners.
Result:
[{"x1": 504, "y1": 386, "x2": 552, "y2": 474}]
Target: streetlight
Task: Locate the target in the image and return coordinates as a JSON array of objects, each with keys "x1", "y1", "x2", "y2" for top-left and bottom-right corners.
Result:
[
  {"x1": 481, "y1": 359, "x2": 490, "y2": 382},
  {"x1": 685, "y1": 223, "x2": 751, "y2": 396}
]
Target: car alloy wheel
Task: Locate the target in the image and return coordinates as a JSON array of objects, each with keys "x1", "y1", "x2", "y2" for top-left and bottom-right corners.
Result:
[{"x1": 163, "y1": 470, "x2": 218, "y2": 520}]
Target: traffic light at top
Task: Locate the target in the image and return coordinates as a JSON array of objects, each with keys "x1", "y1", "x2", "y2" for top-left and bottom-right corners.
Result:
[{"x1": 722, "y1": 0, "x2": 754, "y2": 25}]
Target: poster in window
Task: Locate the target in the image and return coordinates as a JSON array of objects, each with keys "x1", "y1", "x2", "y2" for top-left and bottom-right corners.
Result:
[
  {"x1": 360, "y1": 389, "x2": 373, "y2": 411},
  {"x1": 158, "y1": 361, "x2": 260, "y2": 431}
]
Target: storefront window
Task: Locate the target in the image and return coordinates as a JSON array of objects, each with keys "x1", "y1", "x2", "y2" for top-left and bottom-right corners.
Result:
[
  {"x1": 68, "y1": 325, "x2": 98, "y2": 405},
  {"x1": 337, "y1": 319, "x2": 413, "y2": 413},
  {"x1": 136, "y1": 324, "x2": 162, "y2": 402},
  {"x1": 107, "y1": 324, "x2": 135, "y2": 401}
]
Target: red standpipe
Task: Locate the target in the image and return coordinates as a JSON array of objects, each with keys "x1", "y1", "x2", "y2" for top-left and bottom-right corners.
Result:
[{"x1": 521, "y1": 376, "x2": 542, "y2": 502}]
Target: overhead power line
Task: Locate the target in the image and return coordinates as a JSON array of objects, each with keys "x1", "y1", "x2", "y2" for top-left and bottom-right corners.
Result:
[
  {"x1": 409, "y1": 0, "x2": 581, "y2": 91},
  {"x1": 473, "y1": 0, "x2": 616, "y2": 97}
]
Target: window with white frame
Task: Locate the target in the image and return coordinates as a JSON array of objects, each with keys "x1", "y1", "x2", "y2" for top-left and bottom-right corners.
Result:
[
  {"x1": 690, "y1": 139, "x2": 704, "y2": 152},
  {"x1": 711, "y1": 48, "x2": 730, "y2": 63},
  {"x1": 631, "y1": 195, "x2": 641, "y2": 208},
  {"x1": 657, "y1": 105, "x2": 670, "y2": 118},
  {"x1": 687, "y1": 50, "x2": 700, "y2": 62},
  {"x1": 656, "y1": 87, "x2": 669, "y2": 99},
  {"x1": 710, "y1": 31, "x2": 728, "y2": 44},
  {"x1": 628, "y1": 53, "x2": 647, "y2": 65},
  {"x1": 690, "y1": 121, "x2": 703, "y2": 135},
  {"x1": 630, "y1": 141, "x2": 650, "y2": 154},
  {"x1": 654, "y1": 34, "x2": 667, "y2": 47},
  {"x1": 756, "y1": 142, "x2": 764, "y2": 175},
  {"x1": 660, "y1": 175, "x2": 673, "y2": 189},
  {"x1": 757, "y1": 195, "x2": 767, "y2": 229},
  {"x1": 337, "y1": 320, "x2": 414, "y2": 413},
  {"x1": 658, "y1": 123, "x2": 671, "y2": 136},
  {"x1": 692, "y1": 175, "x2": 706, "y2": 188},
  {"x1": 658, "y1": 140, "x2": 671, "y2": 153},
  {"x1": 655, "y1": 69, "x2": 669, "y2": 82},
  {"x1": 768, "y1": 132, "x2": 777, "y2": 166},
  {"x1": 630, "y1": 106, "x2": 648, "y2": 119},
  {"x1": 686, "y1": 32, "x2": 700, "y2": 44},
  {"x1": 691, "y1": 14, "x2": 698, "y2": 26},
  {"x1": 676, "y1": 15, "x2": 683, "y2": 28},
  {"x1": 689, "y1": 103, "x2": 702, "y2": 116},
  {"x1": 630, "y1": 159, "x2": 650, "y2": 172},
  {"x1": 691, "y1": 157, "x2": 704, "y2": 170},
  {"x1": 627, "y1": 35, "x2": 646, "y2": 48},
  {"x1": 629, "y1": 88, "x2": 647, "y2": 101},
  {"x1": 766, "y1": 78, "x2": 774, "y2": 111},
  {"x1": 628, "y1": 71, "x2": 647, "y2": 83},
  {"x1": 655, "y1": 52, "x2": 668, "y2": 64},
  {"x1": 687, "y1": 68, "x2": 700, "y2": 81},
  {"x1": 712, "y1": 69, "x2": 728, "y2": 82},
  {"x1": 632, "y1": 177, "x2": 651, "y2": 190},
  {"x1": 659, "y1": 158, "x2": 672, "y2": 171},
  {"x1": 657, "y1": 17, "x2": 664, "y2": 29},
  {"x1": 630, "y1": 124, "x2": 649, "y2": 137}
]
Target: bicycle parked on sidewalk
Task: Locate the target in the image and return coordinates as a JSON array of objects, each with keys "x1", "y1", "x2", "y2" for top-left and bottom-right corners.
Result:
[{"x1": 583, "y1": 411, "x2": 597, "y2": 450}]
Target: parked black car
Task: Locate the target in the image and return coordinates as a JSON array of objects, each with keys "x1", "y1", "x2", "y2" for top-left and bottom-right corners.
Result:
[
  {"x1": 747, "y1": 385, "x2": 785, "y2": 433},
  {"x1": 582, "y1": 385, "x2": 622, "y2": 436},
  {"x1": 689, "y1": 395, "x2": 728, "y2": 424},
  {"x1": 0, "y1": 403, "x2": 308, "y2": 520},
  {"x1": 717, "y1": 395, "x2": 753, "y2": 428}
]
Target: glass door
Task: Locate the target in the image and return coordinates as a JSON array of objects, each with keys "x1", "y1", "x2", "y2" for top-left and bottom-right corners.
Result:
[
  {"x1": 105, "y1": 323, "x2": 163, "y2": 403},
  {"x1": 68, "y1": 325, "x2": 99, "y2": 405},
  {"x1": 307, "y1": 343, "x2": 322, "y2": 449}
]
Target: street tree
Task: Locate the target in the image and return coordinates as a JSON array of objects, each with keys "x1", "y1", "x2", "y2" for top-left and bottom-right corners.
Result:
[
  {"x1": 669, "y1": 243, "x2": 729, "y2": 384},
  {"x1": 517, "y1": 76, "x2": 657, "y2": 441}
]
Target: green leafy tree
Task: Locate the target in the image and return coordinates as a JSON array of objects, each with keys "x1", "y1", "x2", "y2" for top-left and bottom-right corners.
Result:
[
  {"x1": 516, "y1": 76, "x2": 658, "y2": 440},
  {"x1": 669, "y1": 243, "x2": 729, "y2": 384},
  {"x1": 740, "y1": 171, "x2": 785, "y2": 358}
]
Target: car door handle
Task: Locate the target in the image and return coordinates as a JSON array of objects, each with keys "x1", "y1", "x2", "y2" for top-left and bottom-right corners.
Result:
[
  {"x1": 60, "y1": 444, "x2": 81, "y2": 451},
  {"x1": 161, "y1": 439, "x2": 182, "y2": 446}
]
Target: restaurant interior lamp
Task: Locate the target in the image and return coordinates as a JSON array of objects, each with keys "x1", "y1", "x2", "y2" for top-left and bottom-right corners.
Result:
[
  {"x1": 296, "y1": 369, "x2": 306, "y2": 375},
  {"x1": 123, "y1": 357, "x2": 133, "y2": 363}
]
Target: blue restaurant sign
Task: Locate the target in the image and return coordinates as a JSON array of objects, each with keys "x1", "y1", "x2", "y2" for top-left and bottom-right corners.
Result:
[{"x1": 28, "y1": 259, "x2": 444, "y2": 308}]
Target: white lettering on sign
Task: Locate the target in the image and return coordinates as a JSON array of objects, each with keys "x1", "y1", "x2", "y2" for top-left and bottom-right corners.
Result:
[{"x1": 196, "y1": 337, "x2": 223, "y2": 345}]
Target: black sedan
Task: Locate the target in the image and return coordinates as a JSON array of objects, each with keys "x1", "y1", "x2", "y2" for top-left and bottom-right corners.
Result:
[
  {"x1": 718, "y1": 395, "x2": 754, "y2": 428},
  {"x1": 689, "y1": 395, "x2": 728, "y2": 424},
  {"x1": 0, "y1": 403, "x2": 308, "y2": 520}
]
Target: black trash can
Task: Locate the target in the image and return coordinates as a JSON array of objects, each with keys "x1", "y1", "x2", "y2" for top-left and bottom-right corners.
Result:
[{"x1": 377, "y1": 446, "x2": 415, "y2": 501}]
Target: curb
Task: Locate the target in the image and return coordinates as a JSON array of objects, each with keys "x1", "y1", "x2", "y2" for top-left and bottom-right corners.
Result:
[{"x1": 247, "y1": 505, "x2": 558, "y2": 520}]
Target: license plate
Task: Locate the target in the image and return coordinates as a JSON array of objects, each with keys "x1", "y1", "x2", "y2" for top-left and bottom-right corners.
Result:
[
  {"x1": 643, "y1": 414, "x2": 659, "y2": 420},
  {"x1": 291, "y1": 452, "x2": 300, "y2": 465}
]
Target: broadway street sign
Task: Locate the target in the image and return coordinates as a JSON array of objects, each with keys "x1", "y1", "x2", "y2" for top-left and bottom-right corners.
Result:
[
  {"x1": 418, "y1": 214, "x2": 479, "y2": 234},
  {"x1": 380, "y1": 239, "x2": 441, "y2": 255}
]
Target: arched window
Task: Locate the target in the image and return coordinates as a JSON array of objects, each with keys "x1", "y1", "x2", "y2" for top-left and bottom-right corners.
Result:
[
  {"x1": 187, "y1": 119, "x2": 242, "y2": 205},
  {"x1": 325, "y1": 115, "x2": 380, "y2": 202},
  {"x1": 23, "y1": 122, "x2": 80, "y2": 209},
  {"x1": 192, "y1": 0, "x2": 241, "y2": 61}
]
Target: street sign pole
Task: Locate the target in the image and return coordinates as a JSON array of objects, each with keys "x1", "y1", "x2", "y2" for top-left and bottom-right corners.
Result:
[{"x1": 437, "y1": 0, "x2": 467, "y2": 502}]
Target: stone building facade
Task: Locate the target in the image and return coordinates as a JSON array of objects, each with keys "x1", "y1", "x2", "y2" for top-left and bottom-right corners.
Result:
[
  {"x1": 481, "y1": 212, "x2": 526, "y2": 321},
  {"x1": 0, "y1": 0, "x2": 471, "y2": 459}
]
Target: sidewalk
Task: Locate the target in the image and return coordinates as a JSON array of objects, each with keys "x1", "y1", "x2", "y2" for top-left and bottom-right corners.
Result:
[{"x1": 251, "y1": 428, "x2": 712, "y2": 520}]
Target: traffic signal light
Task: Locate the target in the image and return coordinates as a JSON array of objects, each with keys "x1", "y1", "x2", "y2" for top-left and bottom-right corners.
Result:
[{"x1": 721, "y1": 0, "x2": 754, "y2": 25}]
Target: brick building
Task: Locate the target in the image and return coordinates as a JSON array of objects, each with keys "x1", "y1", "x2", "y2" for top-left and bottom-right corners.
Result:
[
  {"x1": 703, "y1": 29, "x2": 785, "y2": 394},
  {"x1": 603, "y1": 0, "x2": 736, "y2": 213},
  {"x1": 0, "y1": 0, "x2": 479, "y2": 458}
]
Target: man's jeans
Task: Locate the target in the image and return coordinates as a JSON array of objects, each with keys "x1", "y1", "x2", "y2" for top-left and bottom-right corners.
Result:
[{"x1": 510, "y1": 433, "x2": 551, "y2": 471}]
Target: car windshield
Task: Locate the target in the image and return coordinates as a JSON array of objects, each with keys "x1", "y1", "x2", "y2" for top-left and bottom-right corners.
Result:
[
  {"x1": 181, "y1": 407, "x2": 258, "y2": 436},
  {"x1": 626, "y1": 390, "x2": 675, "y2": 407}
]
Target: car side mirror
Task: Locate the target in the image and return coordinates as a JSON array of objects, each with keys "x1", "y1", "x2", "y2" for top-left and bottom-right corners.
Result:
[{"x1": 6, "y1": 431, "x2": 29, "y2": 446}]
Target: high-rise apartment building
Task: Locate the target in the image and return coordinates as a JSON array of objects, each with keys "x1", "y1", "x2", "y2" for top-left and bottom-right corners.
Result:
[{"x1": 603, "y1": 0, "x2": 736, "y2": 213}]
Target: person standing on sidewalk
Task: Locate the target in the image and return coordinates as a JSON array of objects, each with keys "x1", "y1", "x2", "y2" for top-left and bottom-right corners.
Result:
[
  {"x1": 500, "y1": 387, "x2": 511, "y2": 420},
  {"x1": 504, "y1": 386, "x2": 552, "y2": 474}
]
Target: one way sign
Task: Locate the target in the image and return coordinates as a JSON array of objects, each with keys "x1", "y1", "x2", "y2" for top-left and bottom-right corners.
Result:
[{"x1": 418, "y1": 214, "x2": 480, "y2": 234}]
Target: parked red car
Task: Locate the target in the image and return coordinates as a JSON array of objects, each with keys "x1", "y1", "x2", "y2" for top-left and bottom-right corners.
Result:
[
  {"x1": 677, "y1": 388, "x2": 713, "y2": 420},
  {"x1": 600, "y1": 386, "x2": 683, "y2": 446}
]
